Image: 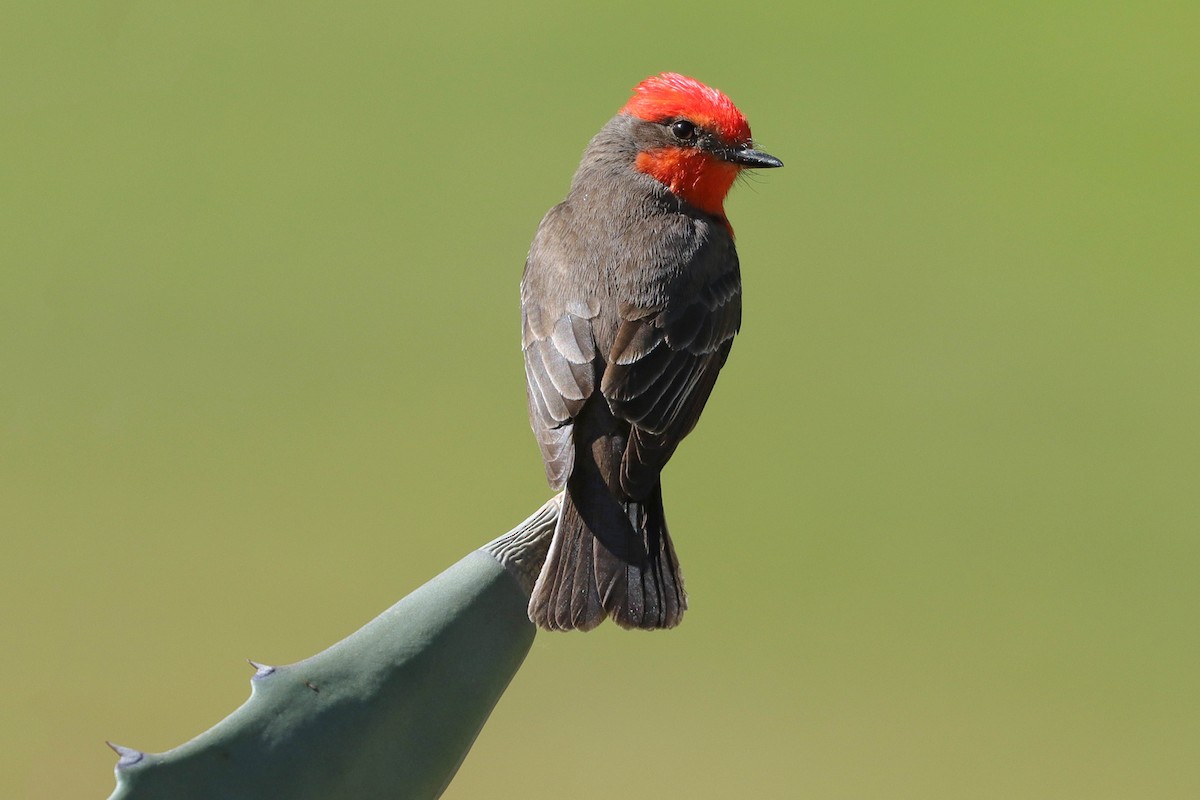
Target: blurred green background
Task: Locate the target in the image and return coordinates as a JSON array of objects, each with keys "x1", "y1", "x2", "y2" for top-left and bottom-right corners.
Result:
[{"x1": 3, "y1": 1, "x2": 1197, "y2": 797}]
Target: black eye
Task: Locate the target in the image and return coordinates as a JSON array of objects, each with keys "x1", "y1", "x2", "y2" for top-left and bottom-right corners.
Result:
[{"x1": 669, "y1": 119, "x2": 698, "y2": 141}]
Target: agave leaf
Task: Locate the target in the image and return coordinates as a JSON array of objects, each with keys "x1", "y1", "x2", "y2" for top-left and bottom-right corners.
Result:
[{"x1": 108, "y1": 496, "x2": 561, "y2": 800}]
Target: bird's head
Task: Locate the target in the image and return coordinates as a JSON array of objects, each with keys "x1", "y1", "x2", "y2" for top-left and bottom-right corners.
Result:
[{"x1": 620, "y1": 73, "x2": 782, "y2": 220}]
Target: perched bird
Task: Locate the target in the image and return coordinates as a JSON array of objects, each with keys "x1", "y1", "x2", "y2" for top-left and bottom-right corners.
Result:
[{"x1": 521, "y1": 73, "x2": 781, "y2": 631}]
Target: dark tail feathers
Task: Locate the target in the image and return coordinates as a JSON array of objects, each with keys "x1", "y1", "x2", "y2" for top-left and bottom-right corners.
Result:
[{"x1": 529, "y1": 483, "x2": 686, "y2": 631}]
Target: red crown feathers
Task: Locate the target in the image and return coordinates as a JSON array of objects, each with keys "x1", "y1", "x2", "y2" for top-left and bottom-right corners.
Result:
[{"x1": 621, "y1": 73, "x2": 751, "y2": 145}]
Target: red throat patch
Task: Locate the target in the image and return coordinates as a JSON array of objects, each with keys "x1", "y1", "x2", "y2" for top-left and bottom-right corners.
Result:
[{"x1": 635, "y1": 149, "x2": 739, "y2": 223}]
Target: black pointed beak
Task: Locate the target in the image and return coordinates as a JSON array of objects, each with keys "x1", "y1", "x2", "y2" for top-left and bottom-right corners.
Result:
[{"x1": 719, "y1": 144, "x2": 784, "y2": 169}]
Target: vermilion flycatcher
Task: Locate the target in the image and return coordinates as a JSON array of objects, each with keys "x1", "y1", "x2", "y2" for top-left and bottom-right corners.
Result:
[{"x1": 521, "y1": 73, "x2": 781, "y2": 631}]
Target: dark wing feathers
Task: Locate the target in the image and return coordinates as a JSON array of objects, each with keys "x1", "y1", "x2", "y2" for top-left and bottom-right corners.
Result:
[
  {"x1": 621, "y1": 348, "x2": 728, "y2": 495},
  {"x1": 524, "y1": 373, "x2": 574, "y2": 488},
  {"x1": 522, "y1": 302, "x2": 597, "y2": 489},
  {"x1": 550, "y1": 314, "x2": 593, "y2": 366},
  {"x1": 603, "y1": 247, "x2": 741, "y2": 499},
  {"x1": 522, "y1": 209, "x2": 740, "y2": 499}
]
